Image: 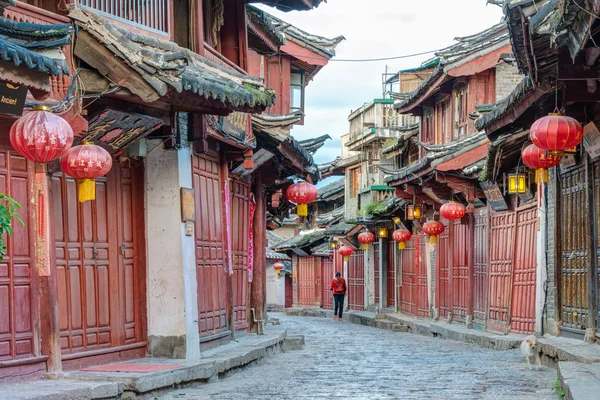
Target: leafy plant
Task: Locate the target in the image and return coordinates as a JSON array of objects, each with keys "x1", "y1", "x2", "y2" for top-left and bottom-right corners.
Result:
[
  {"x1": 0, "y1": 194, "x2": 24, "y2": 262},
  {"x1": 360, "y1": 201, "x2": 385, "y2": 217},
  {"x1": 552, "y1": 378, "x2": 565, "y2": 398}
]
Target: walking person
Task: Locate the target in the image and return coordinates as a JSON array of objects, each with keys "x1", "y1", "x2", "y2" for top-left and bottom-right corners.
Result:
[{"x1": 330, "y1": 272, "x2": 347, "y2": 321}]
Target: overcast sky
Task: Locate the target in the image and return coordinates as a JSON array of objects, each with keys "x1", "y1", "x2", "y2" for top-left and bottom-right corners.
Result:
[{"x1": 256, "y1": 0, "x2": 505, "y2": 167}]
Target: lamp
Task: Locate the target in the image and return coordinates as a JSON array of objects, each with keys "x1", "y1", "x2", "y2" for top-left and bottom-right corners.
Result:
[
  {"x1": 378, "y1": 226, "x2": 388, "y2": 238},
  {"x1": 406, "y1": 204, "x2": 422, "y2": 220},
  {"x1": 392, "y1": 216, "x2": 401, "y2": 226},
  {"x1": 508, "y1": 172, "x2": 527, "y2": 194},
  {"x1": 329, "y1": 239, "x2": 338, "y2": 250}
]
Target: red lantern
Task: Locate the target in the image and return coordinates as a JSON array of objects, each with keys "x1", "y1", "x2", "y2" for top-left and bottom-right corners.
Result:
[
  {"x1": 273, "y1": 262, "x2": 284, "y2": 276},
  {"x1": 422, "y1": 220, "x2": 444, "y2": 245},
  {"x1": 10, "y1": 106, "x2": 74, "y2": 164},
  {"x1": 339, "y1": 245, "x2": 353, "y2": 262},
  {"x1": 440, "y1": 202, "x2": 466, "y2": 221},
  {"x1": 392, "y1": 228, "x2": 412, "y2": 250},
  {"x1": 521, "y1": 144, "x2": 562, "y2": 183},
  {"x1": 61, "y1": 142, "x2": 112, "y2": 202},
  {"x1": 530, "y1": 113, "x2": 583, "y2": 155},
  {"x1": 286, "y1": 181, "x2": 318, "y2": 217},
  {"x1": 357, "y1": 231, "x2": 375, "y2": 250}
]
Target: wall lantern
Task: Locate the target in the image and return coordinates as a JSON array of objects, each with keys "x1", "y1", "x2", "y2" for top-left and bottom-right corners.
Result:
[
  {"x1": 406, "y1": 204, "x2": 422, "y2": 220},
  {"x1": 507, "y1": 172, "x2": 528, "y2": 194},
  {"x1": 273, "y1": 262, "x2": 284, "y2": 276},
  {"x1": 358, "y1": 231, "x2": 375, "y2": 250},
  {"x1": 392, "y1": 216, "x2": 401, "y2": 226},
  {"x1": 329, "y1": 239, "x2": 338, "y2": 250},
  {"x1": 378, "y1": 226, "x2": 388, "y2": 238}
]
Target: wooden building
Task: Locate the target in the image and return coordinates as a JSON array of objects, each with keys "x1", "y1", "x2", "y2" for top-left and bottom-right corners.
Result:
[{"x1": 0, "y1": 0, "x2": 325, "y2": 382}]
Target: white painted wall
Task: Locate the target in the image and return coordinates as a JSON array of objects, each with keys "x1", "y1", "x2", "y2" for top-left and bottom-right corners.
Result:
[{"x1": 145, "y1": 142, "x2": 200, "y2": 359}]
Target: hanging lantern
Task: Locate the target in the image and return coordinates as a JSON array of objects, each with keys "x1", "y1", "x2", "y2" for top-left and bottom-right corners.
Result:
[
  {"x1": 521, "y1": 144, "x2": 562, "y2": 183},
  {"x1": 329, "y1": 239, "x2": 338, "y2": 250},
  {"x1": 358, "y1": 231, "x2": 375, "y2": 250},
  {"x1": 339, "y1": 245, "x2": 353, "y2": 262},
  {"x1": 286, "y1": 181, "x2": 318, "y2": 217},
  {"x1": 10, "y1": 106, "x2": 74, "y2": 164},
  {"x1": 392, "y1": 228, "x2": 412, "y2": 250},
  {"x1": 530, "y1": 113, "x2": 583, "y2": 156},
  {"x1": 273, "y1": 262, "x2": 284, "y2": 276},
  {"x1": 61, "y1": 142, "x2": 112, "y2": 202},
  {"x1": 440, "y1": 202, "x2": 466, "y2": 221},
  {"x1": 406, "y1": 204, "x2": 422, "y2": 220},
  {"x1": 507, "y1": 172, "x2": 528, "y2": 194},
  {"x1": 422, "y1": 220, "x2": 445, "y2": 245},
  {"x1": 378, "y1": 226, "x2": 388, "y2": 238}
]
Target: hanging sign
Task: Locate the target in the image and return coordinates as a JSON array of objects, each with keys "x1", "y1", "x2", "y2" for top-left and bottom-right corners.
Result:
[
  {"x1": 220, "y1": 112, "x2": 251, "y2": 143},
  {"x1": 180, "y1": 188, "x2": 195, "y2": 222},
  {"x1": 480, "y1": 181, "x2": 508, "y2": 211},
  {"x1": 0, "y1": 82, "x2": 27, "y2": 116},
  {"x1": 583, "y1": 122, "x2": 600, "y2": 160}
]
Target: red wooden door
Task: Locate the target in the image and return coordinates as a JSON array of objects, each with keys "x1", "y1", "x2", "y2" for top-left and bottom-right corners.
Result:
[
  {"x1": 400, "y1": 238, "x2": 416, "y2": 315},
  {"x1": 474, "y1": 208, "x2": 489, "y2": 324},
  {"x1": 510, "y1": 205, "x2": 537, "y2": 334},
  {"x1": 231, "y1": 178, "x2": 249, "y2": 330},
  {"x1": 437, "y1": 223, "x2": 450, "y2": 318},
  {"x1": 0, "y1": 149, "x2": 36, "y2": 362},
  {"x1": 487, "y1": 210, "x2": 517, "y2": 333},
  {"x1": 284, "y1": 275, "x2": 293, "y2": 308},
  {"x1": 192, "y1": 153, "x2": 228, "y2": 337},
  {"x1": 347, "y1": 251, "x2": 364, "y2": 311},
  {"x1": 53, "y1": 162, "x2": 145, "y2": 356},
  {"x1": 451, "y1": 220, "x2": 469, "y2": 322},
  {"x1": 416, "y1": 235, "x2": 429, "y2": 317},
  {"x1": 373, "y1": 242, "x2": 380, "y2": 305},
  {"x1": 386, "y1": 241, "x2": 396, "y2": 308},
  {"x1": 297, "y1": 257, "x2": 316, "y2": 306},
  {"x1": 321, "y1": 257, "x2": 334, "y2": 310}
]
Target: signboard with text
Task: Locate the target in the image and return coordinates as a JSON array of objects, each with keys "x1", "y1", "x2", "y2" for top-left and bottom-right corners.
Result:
[
  {"x1": 480, "y1": 181, "x2": 509, "y2": 211},
  {"x1": 0, "y1": 82, "x2": 27, "y2": 116}
]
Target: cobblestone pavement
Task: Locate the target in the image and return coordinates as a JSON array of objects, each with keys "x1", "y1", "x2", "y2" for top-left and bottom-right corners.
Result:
[{"x1": 159, "y1": 314, "x2": 557, "y2": 400}]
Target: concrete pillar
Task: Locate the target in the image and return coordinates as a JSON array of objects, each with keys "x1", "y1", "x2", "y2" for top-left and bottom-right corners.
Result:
[
  {"x1": 145, "y1": 142, "x2": 200, "y2": 359},
  {"x1": 365, "y1": 246, "x2": 375, "y2": 307},
  {"x1": 378, "y1": 238, "x2": 384, "y2": 310},
  {"x1": 535, "y1": 181, "x2": 547, "y2": 334}
]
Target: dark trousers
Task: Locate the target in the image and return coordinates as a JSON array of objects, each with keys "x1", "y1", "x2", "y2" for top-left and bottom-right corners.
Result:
[{"x1": 333, "y1": 294, "x2": 345, "y2": 318}]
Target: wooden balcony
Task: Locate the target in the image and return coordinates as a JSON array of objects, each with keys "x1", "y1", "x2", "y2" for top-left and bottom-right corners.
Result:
[
  {"x1": 203, "y1": 43, "x2": 246, "y2": 74},
  {"x1": 79, "y1": 0, "x2": 170, "y2": 35}
]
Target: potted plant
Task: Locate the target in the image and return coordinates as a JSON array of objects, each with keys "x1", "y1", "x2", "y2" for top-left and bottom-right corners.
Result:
[{"x1": 0, "y1": 194, "x2": 24, "y2": 262}]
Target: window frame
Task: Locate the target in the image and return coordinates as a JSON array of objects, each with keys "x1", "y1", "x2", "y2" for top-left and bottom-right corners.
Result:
[{"x1": 290, "y1": 70, "x2": 305, "y2": 113}]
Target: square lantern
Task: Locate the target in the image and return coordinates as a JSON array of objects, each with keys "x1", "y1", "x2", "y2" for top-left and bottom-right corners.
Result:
[
  {"x1": 508, "y1": 172, "x2": 527, "y2": 194},
  {"x1": 378, "y1": 226, "x2": 388, "y2": 238},
  {"x1": 329, "y1": 239, "x2": 338, "y2": 250},
  {"x1": 406, "y1": 204, "x2": 422, "y2": 220}
]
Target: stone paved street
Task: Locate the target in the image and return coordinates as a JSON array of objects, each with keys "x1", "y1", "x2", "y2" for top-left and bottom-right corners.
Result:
[{"x1": 160, "y1": 314, "x2": 557, "y2": 399}]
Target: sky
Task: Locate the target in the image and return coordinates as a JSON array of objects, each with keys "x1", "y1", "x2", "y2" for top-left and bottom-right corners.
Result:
[{"x1": 255, "y1": 0, "x2": 505, "y2": 170}]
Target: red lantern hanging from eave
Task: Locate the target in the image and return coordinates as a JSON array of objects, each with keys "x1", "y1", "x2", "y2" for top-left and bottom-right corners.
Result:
[
  {"x1": 10, "y1": 106, "x2": 74, "y2": 164},
  {"x1": 392, "y1": 228, "x2": 412, "y2": 250},
  {"x1": 339, "y1": 245, "x2": 354, "y2": 262},
  {"x1": 530, "y1": 113, "x2": 583, "y2": 155},
  {"x1": 61, "y1": 142, "x2": 113, "y2": 202},
  {"x1": 440, "y1": 202, "x2": 466, "y2": 221},
  {"x1": 286, "y1": 181, "x2": 318, "y2": 217},
  {"x1": 357, "y1": 231, "x2": 375, "y2": 250},
  {"x1": 422, "y1": 220, "x2": 445, "y2": 245},
  {"x1": 521, "y1": 144, "x2": 562, "y2": 183},
  {"x1": 273, "y1": 262, "x2": 284, "y2": 276}
]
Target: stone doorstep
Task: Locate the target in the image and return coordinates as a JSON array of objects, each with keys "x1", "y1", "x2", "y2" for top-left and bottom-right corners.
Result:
[
  {"x1": 558, "y1": 362, "x2": 600, "y2": 400},
  {"x1": 25, "y1": 329, "x2": 289, "y2": 399}
]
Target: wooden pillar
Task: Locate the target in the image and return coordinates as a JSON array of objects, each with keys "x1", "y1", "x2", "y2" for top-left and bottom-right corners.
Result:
[
  {"x1": 220, "y1": 154, "x2": 235, "y2": 337},
  {"x1": 585, "y1": 155, "x2": 598, "y2": 342},
  {"x1": 447, "y1": 219, "x2": 454, "y2": 322},
  {"x1": 250, "y1": 173, "x2": 266, "y2": 333},
  {"x1": 37, "y1": 168, "x2": 61, "y2": 372},
  {"x1": 466, "y1": 211, "x2": 475, "y2": 328}
]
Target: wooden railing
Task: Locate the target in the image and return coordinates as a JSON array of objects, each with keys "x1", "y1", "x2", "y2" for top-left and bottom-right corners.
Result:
[
  {"x1": 80, "y1": 0, "x2": 169, "y2": 34},
  {"x1": 204, "y1": 43, "x2": 246, "y2": 74}
]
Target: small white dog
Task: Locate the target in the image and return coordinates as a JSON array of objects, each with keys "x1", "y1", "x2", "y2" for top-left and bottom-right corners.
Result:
[{"x1": 520, "y1": 335, "x2": 541, "y2": 369}]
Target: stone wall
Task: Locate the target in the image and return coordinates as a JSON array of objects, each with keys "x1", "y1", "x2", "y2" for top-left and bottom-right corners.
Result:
[
  {"x1": 495, "y1": 61, "x2": 522, "y2": 102},
  {"x1": 545, "y1": 168, "x2": 560, "y2": 335}
]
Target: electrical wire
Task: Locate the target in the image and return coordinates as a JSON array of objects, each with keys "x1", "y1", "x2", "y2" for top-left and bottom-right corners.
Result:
[{"x1": 265, "y1": 48, "x2": 439, "y2": 63}]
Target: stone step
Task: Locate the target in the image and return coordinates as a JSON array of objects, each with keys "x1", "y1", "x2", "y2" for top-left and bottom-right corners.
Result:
[{"x1": 558, "y1": 362, "x2": 600, "y2": 400}]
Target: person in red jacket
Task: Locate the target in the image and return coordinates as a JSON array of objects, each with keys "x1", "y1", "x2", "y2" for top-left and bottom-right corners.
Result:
[{"x1": 330, "y1": 271, "x2": 347, "y2": 321}]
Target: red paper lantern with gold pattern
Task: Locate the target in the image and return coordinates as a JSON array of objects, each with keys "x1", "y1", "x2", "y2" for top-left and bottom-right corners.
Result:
[
  {"x1": 286, "y1": 181, "x2": 318, "y2": 217},
  {"x1": 358, "y1": 231, "x2": 375, "y2": 250},
  {"x1": 273, "y1": 262, "x2": 284, "y2": 276},
  {"x1": 530, "y1": 113, "x2": 583, "y2": 155},
  {"x1": 521, "y1": 143, "x2": 562, "y2": 183},
  {"x1": 422, "y1": 220, "x2": 445, "y2": 245},
  {"x1": 392, "y1": 228, "x2": 412, "y2": 250},
  {"x1": 440, "y1": 202, "x2": 466, "y2": 221},
  {"x1": 339, "y1": 245, "x2": 354, "y2": 262},
  {"x1": 10, "y1": 106, "x2": 74, "y2": 164},
  {"x1": 61, "y1": 142, "x2": 112, "y2": 203}
]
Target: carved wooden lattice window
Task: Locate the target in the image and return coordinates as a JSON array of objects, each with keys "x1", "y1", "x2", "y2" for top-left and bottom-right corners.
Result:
[
  {"x1": 454, "y1": 87, "x2": 468, "y2": 139},
  {"x1": 435, "y1": 98, "x2": 452, "y2": 144},
  {"x1": 350, "y1": 167, "x2": 361, "y2": 198}
]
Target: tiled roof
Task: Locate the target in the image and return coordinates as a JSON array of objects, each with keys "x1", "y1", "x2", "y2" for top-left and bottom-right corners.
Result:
[
  {"x1": 247, "y1": 5, "x2": 286, "y2": 47},
  {"x1": 311, "y1": 241, "x2": 332, "y2": 257},
  {"x1": 325, "y1": 221, "x2": 358, "y2": 236},
  {"x1": 70, "y1": 7, "x2": 275, "y2": 112},
  {"x1": 474, "y1": 77, "x2": 533, "y2": 131},
  {"x1": 273, "y1": 229, "x2": 327, "y2": 252},
  {"x1": 315, "y1": 206, "x2": 344, "y2": 228},
  {"x1": 299, "y1": 134, "x2": 331, "y2": 155},
  {"x1": 0, "y1": 16, "x2": 71, "y2": 76},
  {"x1": 266, "y1": 231, "x2": 290, "y2": 260},
  {"x1": 317, "y1": 178, "x2": 345, "y2": 201}
]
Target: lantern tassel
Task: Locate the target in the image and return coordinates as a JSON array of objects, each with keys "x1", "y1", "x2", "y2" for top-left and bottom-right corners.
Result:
[
  {"x1": 399, "y1": 242, "x2": 405, "y2": 250},
  {"x1": 344, "y1": 256, "x2": 349, "y2": 262},
  {"x1": 429, "y1": 235, "x2": 437, "y2": 245},
  {"x1": 363, "y1": 243, "x2": 369, "y2": 250},
  {"x1": 78, "y1": 179, "x2": 96, "y2": 203},
  {"x1": 535, "y1": 169, "x2": 549, "y2": 184},
  {"x1": 297, "y1": 203, "x2": 308, "y2": 217}
]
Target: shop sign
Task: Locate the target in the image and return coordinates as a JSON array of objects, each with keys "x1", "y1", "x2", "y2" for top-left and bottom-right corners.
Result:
[
  {"x1": 220, "y1": 112, "x2": 250, "y2": 142},
  {"x1": 0, "y1": 82, "x2": 27, "y2": 116},
  {"x1": 583, "y1": 122, "x2": 600, "y2": 160},
  {"x1": 480, "y1": 181, "x2": 508, "y2": 211}
]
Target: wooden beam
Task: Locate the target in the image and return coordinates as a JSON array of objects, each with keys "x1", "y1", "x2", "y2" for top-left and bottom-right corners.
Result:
[{"x1": 78, "y1": 68, "x2": 133, "y2": 96}]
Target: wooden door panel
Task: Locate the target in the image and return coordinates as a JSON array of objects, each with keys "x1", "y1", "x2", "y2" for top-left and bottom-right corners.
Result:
[
  {"x1": 348, "y1": 251, "x2": 365, "y2": 311},
  {"x1": 386, "y1": 241, "x2": 395, "y2": 308},
  {"x1": 416, "y1": 235, "x2": 429, "y2": 317},
  {"x1": 437, "y1": 226, "x2": 450, "y2": 318},
  {"x1": 373, "y1": 243, "x2": 380, "y2": 305},
  {"x1": 231, "y1": 179, "x2": 249, "y2": 330},
  {"x1": 474, "y1": 208, "x2": 489, "y2": 324},
  {"x1": 400, "y1": 238, "x2": 416, "y2": 315},
  {"x1": 452, "y1": 221, "x2": 469, "y2": 322},
  {"x1": 298, "y1": 257, "x2": 316, "y2": 306},
  {"x1": 322, "y1": 257, "x2": 334, "y2": 309}
]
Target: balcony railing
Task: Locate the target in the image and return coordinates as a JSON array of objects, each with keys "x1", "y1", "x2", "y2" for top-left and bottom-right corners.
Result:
[
  {"x1": 204, "y1": 43, "x2": 246, "y2": 74},
  {"x1": 80, "y1": 0, "x2": 169, "y2": 34}
]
